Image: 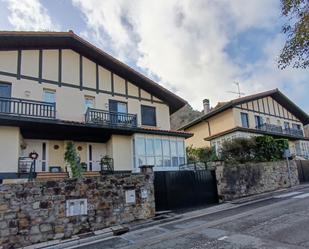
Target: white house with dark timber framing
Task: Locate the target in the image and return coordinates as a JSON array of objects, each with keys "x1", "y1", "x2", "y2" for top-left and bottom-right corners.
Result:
[{"x1": 0, "y1": 31, "x2": 192, "y2": 183}]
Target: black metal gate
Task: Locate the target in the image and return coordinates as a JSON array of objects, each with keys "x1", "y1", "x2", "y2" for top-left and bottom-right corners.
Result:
[
  {"x1": 296, "y1": 160, "x2": 309, "y2": 183},
  {"x1": 154, "y1": 170, "x2": 218, "y2": 211}
]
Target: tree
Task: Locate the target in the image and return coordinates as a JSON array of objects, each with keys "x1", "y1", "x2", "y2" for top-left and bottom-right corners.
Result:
[{"x1": 279, "y1": 0, "x2": 309, "y2": 69}]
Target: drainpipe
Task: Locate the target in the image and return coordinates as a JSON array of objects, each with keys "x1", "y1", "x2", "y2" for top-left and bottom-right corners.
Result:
[{"x1": 204, "y1": 120, "x2": 211, "y2": 137}]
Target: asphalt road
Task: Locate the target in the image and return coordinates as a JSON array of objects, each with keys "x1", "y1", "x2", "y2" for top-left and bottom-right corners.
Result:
[{"x1": 77, "y1": 186, "x2": 309, "y2": 249}]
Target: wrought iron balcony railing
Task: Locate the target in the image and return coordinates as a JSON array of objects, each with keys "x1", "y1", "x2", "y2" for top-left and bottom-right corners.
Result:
[
  {"x1": 0, "y1": 97, "x2": 56, "y2": 119},
  {"x1": 256, "y1": 123, "x2": 304, "y2": 137},
  {"x1": 85, "y1": 108, "x2": 138, "y2": 128}
]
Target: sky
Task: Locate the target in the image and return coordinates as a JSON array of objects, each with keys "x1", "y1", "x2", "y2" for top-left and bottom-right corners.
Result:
[{"x1": 0, "y1": 0, "x2": 308, "y2": 112}]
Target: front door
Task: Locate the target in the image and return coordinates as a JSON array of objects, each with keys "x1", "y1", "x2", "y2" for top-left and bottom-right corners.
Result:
[
  {"x1": 21, "y1": 140, "x2": 48, "y2": 172},
  {"x1": 87, "y1": 143, "x2": 105, "y2": 171}
]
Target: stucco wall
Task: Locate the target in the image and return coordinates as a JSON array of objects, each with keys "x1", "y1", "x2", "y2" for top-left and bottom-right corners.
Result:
[
  {"x1": 108, "y1": 135, "x2": 133, "y2": 171},
  {"x1": 0, "y1": 126, "x2": 20, "y2": 173},
  {"x1": 0, "y1": 49, "x2": 171, "y2": 129},
  {"x1": 184, "y1": 109, "x2": 235, "y2": 148}
]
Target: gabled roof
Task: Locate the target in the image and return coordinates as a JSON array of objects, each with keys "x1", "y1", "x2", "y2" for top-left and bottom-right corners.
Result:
[
  {"x1": 0, "y1": 31, "x2": 187, "y2": 114},
  {"x1": 180, "y1": 89, "x2": 309, "y2": 130}
]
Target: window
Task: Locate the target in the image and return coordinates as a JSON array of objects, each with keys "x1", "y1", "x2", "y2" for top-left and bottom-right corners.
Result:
[
  {"x1": 241, "y1": 112, "x2": 249, "y2": 128},
  {"x1": 0, "y1": 82, "x2": 11, "y2": 98},
  {"x1": 141, "y1": 105, "x2": 156, "y2": 126},
  {"x1": 284, "y1": 121, "x2": 290, "y2": 130},
  {"x1": 292, "y1": 123, "x2": 301, "y2": 130},
  {"x1": 43, "y1": 89, "x2": 56, "y2": 103},
  {"x1": 266, "y1": 117, "x2": 270, "y2": 124},
  {"x1": 134, "y1": 136, "x2": 186, "y2": 170},
  {"x1": 254, "y1": 115, "x2": 263, "y2": 128},
  {"x1": 85, "y1": 96, "x2": 95, "y2": 111},
  {"x1": 109, "y1": 100, "x2": 127, "y2": 113}
]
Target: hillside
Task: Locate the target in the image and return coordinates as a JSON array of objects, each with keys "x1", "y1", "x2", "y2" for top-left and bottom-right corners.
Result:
[{"x1": 170, "y1": 104, "x2": 203, "y2": 130}]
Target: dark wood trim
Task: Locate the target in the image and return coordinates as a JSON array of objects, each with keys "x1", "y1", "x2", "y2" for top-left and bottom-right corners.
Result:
[
  {"x1": 0, "y1": 70, "x2": 164, "y2": 105},
  {"x1": 125, "y1": 80, "x2": 128, "y2": 99},
  {"x1": 266, "y1": 97, "x2": 270, "y2": 115},
  {"x1": 38, "y1": 49, "x2": 43, "y2": 84},
  {"x1": 235, "y1": 106, "x2": 298, "y2": 122},
  {"x1": 58, "y1": 49, "x2": 62, "y2": 87},
  {"x1": 261, "y1": 98, "x2": 266, "y2": 113},
  {"x1": 272, "y1": 99, "x2": 277, "y2": 116},
  {"x1": 79, "y1": 55, "x2": 83, "y2": 91},
  {"x1": 151, "y1": 95, "x2": 154, "y2": 103},
  {"x1": 96, "y1": 63, "x2": 99, "y2": 94},
  {"x1": 111, "y1": 72, "x2": 114, "y2": 96},
  {"x1": 17, "y1": 49, "x2": 21, "y2": 80},
  {"x1": 257, "y1": 100, "x2": 260, "y2": 112},
  {"x1": 246, "y1": 102, "x2": 249, "y2": 109}
]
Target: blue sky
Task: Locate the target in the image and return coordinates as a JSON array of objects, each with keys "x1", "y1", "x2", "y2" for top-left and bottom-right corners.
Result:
[{"x1": 0, "y1": 0, "x2": 308, "y2": 113}]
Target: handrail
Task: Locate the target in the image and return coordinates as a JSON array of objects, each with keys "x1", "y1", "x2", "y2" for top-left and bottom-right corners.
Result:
[
  {"x1": 85, "y1": 107, "x2": 138, "y2": 128},
  {"x1": 257, "y1": 123, "x2": 303, "y2": 137},
  {"x1": 0, "y1": 97, "x2": 56, "y2": 119}
]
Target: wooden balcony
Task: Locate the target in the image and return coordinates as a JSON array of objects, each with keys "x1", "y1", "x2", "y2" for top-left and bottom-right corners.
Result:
[
  {"x1": 257, "y1": 123, "x2": 304, "y2": 138},
  {"x1": 85, "y1": 107, "x2": 138, "y2": 128},
  {"x1": 0, "y1": 97, "x2": 56, "y2": 119}
]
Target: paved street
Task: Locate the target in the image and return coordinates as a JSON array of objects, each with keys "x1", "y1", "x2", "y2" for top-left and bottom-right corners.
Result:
[{"x1": 76, "y1": 186, "x2": 309, "y2": 249}]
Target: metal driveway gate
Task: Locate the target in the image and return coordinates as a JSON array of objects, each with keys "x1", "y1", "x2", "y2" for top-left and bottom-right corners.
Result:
[
  {"x1": 296, "y1": 160, "x2": 309, "y2": 183},
  {"x1": 154, "y1": 170, "x2": 218, "y2": 211}
]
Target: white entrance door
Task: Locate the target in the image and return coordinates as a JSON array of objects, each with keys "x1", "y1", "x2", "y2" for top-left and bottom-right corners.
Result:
[
  {"x1": 87, "y1": 143, "x2": 105, "y2": 171},
  {"x1": 22, "y1": 140, "x2": 48, "y2": 172}
]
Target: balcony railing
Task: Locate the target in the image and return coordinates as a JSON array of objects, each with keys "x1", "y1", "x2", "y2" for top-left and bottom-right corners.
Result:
[
  {"x1": 0, "y1": 97, "x2": 56, "y2": 119},
  {"x1": 257, "y1": 123, "x2": 303, "y2": 137},
  {"x1": 85, "y1": 108, "x2": 138, "y2": 128},
  {"x1": 283, "y1": 128, "x2": 304, "y2": 137}
]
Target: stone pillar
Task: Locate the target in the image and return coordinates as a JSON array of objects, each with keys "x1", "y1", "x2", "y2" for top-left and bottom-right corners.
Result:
[{"x1": 139, "y1": 165, "x2": 154, "y2": 174}]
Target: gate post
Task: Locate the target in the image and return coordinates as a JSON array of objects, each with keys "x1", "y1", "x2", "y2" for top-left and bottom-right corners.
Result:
[{"x1": 139, "y1": 165, "x2": 154, "y2": 174}]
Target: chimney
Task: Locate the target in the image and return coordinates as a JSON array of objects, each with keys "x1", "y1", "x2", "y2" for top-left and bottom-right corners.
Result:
[{"x1": 203, "y1": 99, "x2": 210, "y2": 114}]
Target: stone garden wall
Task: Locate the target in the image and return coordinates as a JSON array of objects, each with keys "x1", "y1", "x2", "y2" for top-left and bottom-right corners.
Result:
[
  {"x1": 0, "y1": 169, "x2": 155, "y2": 249},
  {"x1": 214, "y1": 160, "x2": 299, "y2": 202}
]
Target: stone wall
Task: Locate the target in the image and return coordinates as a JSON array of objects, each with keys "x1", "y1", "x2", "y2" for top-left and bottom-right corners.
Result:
[
  {"x1": 0, "y1": 170, "x2": 155, "y2": 249},
  {"x1": 214, "y1": 160, "x2": 299, "y2": 202}
]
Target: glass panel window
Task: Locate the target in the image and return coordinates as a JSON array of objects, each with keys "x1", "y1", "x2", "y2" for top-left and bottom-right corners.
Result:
[
  {"x1": 255, "y1": 115, "x2": 263, "y2": 128},
  {"x1": 241, "y1": 112, "x2": 249, "y2": 128},
  {"x1": 118, "y1": 102, "x2": 127, "y2": 113},
  {"x1": 284, "y1": 122, "x2": 290, "y2": 130},
  {"x1": 146, "y1": 139, "x2": 154, "y2": 155},
  {"x1": 135, "y1": 138, "x2": 145, "y2": 155},
  {"x1": 154, "y1": 139, "x2": 162, "y2": 156},
  {"x1": 146, "y1": 156, "x2": 155, "y2": 165},
  {"x1": 292, "y1": 123, "x2": 301, "y2": 130},
  {"x1": 85, "y1": 96, "x2": 95, "y2": 111},
  {"x1": 141, "y1": 105, "x2": 156, "y2": 126},
  {"x1": 43, "y1": 89, "x2": 56, "y2": 103},
  {"x1": 155, "y1": 156, "x2": 163, "y2": 167},
  {"x1": 170, "y1": 141, "x2": 178, "y2": 167},
  {"x1": 162, "y1": 140, "x2": 170, "y2": 156}
]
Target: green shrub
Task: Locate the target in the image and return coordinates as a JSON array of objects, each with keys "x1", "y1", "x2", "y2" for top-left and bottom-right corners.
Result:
[
  {"x1": 220, "y1": 136, "x2": 289, "y2": 163},
  {"x1": 220, "y1": 138, "x2": 256, "y2": 163},
  {"x1": 186, "y1": 145, "x2": 217, "y2": 163}
]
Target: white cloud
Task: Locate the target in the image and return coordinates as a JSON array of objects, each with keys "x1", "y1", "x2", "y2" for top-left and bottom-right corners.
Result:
[
  {"x1": 72, "y1": 0, "x2": 308, "y2": 112},
  {"x1": 4, "y1": 0, "x2": 58, "y2": 31}
]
